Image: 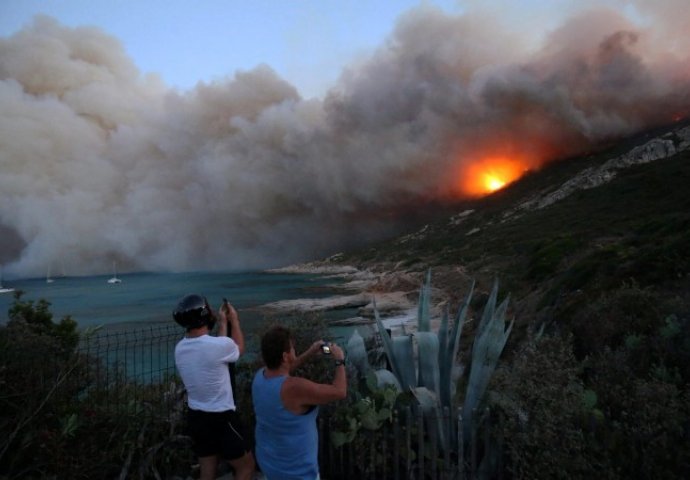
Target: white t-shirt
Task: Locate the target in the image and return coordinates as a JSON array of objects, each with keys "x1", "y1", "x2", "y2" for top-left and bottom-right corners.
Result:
[{"x1": 174, "y1": 334, "x2": 240, "y2": 412}]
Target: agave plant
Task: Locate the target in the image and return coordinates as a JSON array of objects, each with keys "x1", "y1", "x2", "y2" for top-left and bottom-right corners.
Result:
[{"x1": 346, "y1": 269, "x2": 513, "y2": 451}]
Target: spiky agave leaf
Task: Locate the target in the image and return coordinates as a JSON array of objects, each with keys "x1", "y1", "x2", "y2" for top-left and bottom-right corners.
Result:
[
  {"x1": 374, "y1": 298, "x2": 405, "y2": 385},
  {"x1": 411, "y1": 386, "x2": 447, "y2": 450},
  {"x1": 416, "y1": 331, "x2": 440, "y2": 394},
  {"x1": 417, "y1": 269, "x2": 432, "y2": 332},
  {"x1": 437, "y1": 305, "x2": 450, "y2": 405},
  {"x1": 463, "y1": 282, "x2": 512, "y2": 440},
  {"x1": 392, "y1": 334, "x2": 416, "y2": 389},
  {"x1": 475, "y1": 279, "x2": 499, "y2": 339},
  {"x1": 374, "y1": 369, "x2": 402, "y2": 390},
  {"x1": 411, "y1": 386, "x2": 438, "y2": 412},
  {"x1": 346, "y1": 328, "x2": 371, "y2": 376},
  {"x1": 441, "y1": 280, "x2": 473, "y2": 409}
]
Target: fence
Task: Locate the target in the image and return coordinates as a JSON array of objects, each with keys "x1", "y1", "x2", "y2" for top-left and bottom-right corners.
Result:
[
  {"x1": 318, "y1": 406, "x2": 501, "y2": 480},
  {"x1": 67, "y1": 324, "x2": 500, "y2": 479},
  {"x1": 78, "y1": 322, "x2": 180, "y2": 383},
  {"x1": 67, "y1": 323, "x2": 182, "y2": 416}
]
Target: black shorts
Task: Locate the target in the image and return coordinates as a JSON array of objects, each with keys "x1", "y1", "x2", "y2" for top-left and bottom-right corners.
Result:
[{"x1": 187, "y1": 408, "x2": 251, "y2": 459}]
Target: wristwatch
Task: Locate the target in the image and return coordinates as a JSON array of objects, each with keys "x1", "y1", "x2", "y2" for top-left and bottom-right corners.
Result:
[{"x1": 334, "y1": 359, "x2": 345, "y2": 367}]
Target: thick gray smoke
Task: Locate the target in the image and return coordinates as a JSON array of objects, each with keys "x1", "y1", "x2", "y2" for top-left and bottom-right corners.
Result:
[{"x1": 1, "y1": 4, "x2": 689, "y2": 277}]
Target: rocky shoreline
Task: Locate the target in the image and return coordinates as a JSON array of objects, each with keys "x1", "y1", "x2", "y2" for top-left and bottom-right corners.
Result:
[
  {"x1": 256, "y1": 260, "x2": 475, "y2": 334},
  {"x1": 257, "y1": 261, "x2": 423, "y2": 331}
]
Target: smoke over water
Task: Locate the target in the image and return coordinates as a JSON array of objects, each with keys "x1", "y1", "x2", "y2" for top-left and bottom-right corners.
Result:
[{"x1": 1, "y1": 4, "x2": 689, "y2": 277}]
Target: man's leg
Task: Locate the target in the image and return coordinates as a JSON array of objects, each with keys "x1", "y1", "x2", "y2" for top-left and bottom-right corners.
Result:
[
  {"x1": 198, "y1": 455, "x2": 219, "y2": 480},
  {"x1": 227, "y1": 451, "x2": 255, "y2": 480}
]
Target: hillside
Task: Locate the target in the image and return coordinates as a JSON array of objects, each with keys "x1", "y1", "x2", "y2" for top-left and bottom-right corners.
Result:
[
  {"x1": 332, "y1": 121, "x2": 690, "y2": 329},
  {"x1": 323, "y1": 121, "x2": 690, "y2": 476}
]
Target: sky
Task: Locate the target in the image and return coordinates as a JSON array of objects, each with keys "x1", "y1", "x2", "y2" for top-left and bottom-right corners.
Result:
[
  {"x1": 1, "y1": 0, "x2": 689, "y2": 278},
  {"x1": 0, "y1": 0, "x2": 470, "y2": 98}
]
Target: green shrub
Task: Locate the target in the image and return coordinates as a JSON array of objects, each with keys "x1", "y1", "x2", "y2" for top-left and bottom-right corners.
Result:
[
  {"x1": 585, "y1": 347, "x2": 690, "y2": 479},
  {"x1": 568, "y1": 281, "x2": 662, "y2": 358},
  {"x1": 526, "y1": 236, "x2": 581, "y2": 281},
  {"x1": 489, "y1": 334, "x2": 603, "y2": 479},
  {"x1": 0, "y1": 294, "x2": 193, "y2": 479}
]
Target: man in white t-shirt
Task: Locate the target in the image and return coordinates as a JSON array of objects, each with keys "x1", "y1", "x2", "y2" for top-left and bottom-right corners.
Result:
[{"x1": 173, "y1": 294, "x2": 255, "y2": 480}]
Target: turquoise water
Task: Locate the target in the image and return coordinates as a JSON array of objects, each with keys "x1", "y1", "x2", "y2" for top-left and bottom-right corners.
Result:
[
  {"x1": 0, "y1": 270, "x2": 369, "y2": 383},
  {"x1": 0, "y1": 270, "x2": 353, "y2": 333}
]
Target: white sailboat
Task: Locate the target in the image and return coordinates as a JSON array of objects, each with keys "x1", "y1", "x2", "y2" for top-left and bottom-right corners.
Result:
[
  {"x1": 46, "y1": 265, "x2": 55, "y2": 284},
  {"x1": 0, "y1": 268, "x2": 14, "y2": 294},
  {"x1": 107, "y1": 261, "x2": 122, "y2": 284}
]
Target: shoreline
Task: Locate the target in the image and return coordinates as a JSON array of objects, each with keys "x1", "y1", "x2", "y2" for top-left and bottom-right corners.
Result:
[{"x1": 261, "y1": 261, "x2": 427, "y2": 334}]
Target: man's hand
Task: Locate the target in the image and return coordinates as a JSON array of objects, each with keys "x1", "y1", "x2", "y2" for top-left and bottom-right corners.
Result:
[{"x1": 329, "y1": 343, "x2": 345, "y2": 361}]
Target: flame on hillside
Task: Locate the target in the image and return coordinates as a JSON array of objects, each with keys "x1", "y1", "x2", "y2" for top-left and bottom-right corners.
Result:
[{"x1": 456, "y1": 156, "x2": 530, "y2": 197}]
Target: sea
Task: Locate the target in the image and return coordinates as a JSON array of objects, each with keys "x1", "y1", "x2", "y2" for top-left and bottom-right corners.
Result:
[
  {"x1": 0, "y1": 270, "x2": 377, "y2": 385},
  {"x1": 0, "y1": 270, "x2": 365, "y2": 342}
]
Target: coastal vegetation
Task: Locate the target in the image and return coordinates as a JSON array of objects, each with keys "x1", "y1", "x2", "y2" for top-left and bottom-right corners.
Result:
[{"x1": 0, "y1": 292, "x2": 192, "y2": 479}]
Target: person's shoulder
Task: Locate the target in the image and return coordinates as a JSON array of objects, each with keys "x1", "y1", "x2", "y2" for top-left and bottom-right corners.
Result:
[
  {"x1": 200, "y1": 334, "x2": 232, "y2": 343},
  {"x1": 206, "y1": 335, "x2": 238, "y2": 351},
  {"x1": 283, "y1": 375, "x2": 313, "y2": 392},
  {"x1": 252, "y1": 367, "x2": 265, "y2": 382}
]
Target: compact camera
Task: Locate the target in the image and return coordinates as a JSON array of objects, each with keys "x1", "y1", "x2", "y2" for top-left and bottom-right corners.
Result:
[{"x1": 321, "y1": 342, "x2": 332, "y2": 355}]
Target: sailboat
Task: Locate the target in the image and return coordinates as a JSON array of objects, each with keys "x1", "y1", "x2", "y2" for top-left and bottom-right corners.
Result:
[
  {"x1": 46, "y1": 265, "x2": 55, "y2": 284},
  {"x1": 0, "y1": 268, "x2": 14, "y2": 294},
  {"x1": 107, "y1": 261, "x2": 122, "y2": 284}
]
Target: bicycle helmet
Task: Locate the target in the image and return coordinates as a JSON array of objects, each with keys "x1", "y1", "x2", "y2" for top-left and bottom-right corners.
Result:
[{"x1": 173, "y1": 294, "x2": 215, "y2": 330}]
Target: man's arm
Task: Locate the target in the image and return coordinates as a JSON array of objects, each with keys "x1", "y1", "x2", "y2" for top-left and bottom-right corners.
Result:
[
  {"x1": 283, "y1": 344, "x2": 347, "y2": 412},
  {"x1": 290, "y1": 340, "x2": 323, "y2": 372},
  {"x1": 223, "y1": 303, "x2": 245, "y2": 355},
  {"x1": 217, "y1": 309, "x2": 228, "y2": 338}
]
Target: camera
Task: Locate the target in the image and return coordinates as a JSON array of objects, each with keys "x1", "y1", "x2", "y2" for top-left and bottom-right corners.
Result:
[{"x1": 321, "y1": 342, "x2": 332, "y2": 355}]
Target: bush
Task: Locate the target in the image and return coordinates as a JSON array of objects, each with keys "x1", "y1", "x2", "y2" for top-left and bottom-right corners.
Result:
[
  {"x1": 0, "y1": 293, "x2": 87, "y2": 477},
  {"x1": 526, "y1": 236, "x2": 581, "y2": 281},
  {"x1": 586, "y1": 347, "x2": 690, "y2": 479},
  {"x1": 568, "y1": 281, "x2": 663, "y2": 358},
  {"x1": 489, "y1": 334, "x2": 603, "y2": 479},
  {"x1": 0, "y1": 293, "x2": 193, "y2": 479}
]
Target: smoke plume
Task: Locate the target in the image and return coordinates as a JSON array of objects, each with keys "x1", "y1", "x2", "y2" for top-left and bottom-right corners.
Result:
[{"x1": 1, "y1": 4, "x2": 689, "y2": 277}]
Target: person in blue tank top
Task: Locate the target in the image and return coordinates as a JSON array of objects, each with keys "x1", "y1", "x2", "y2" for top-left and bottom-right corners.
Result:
[{"x1": 252, "y1": 325, "x2": 347, "y2": 480}]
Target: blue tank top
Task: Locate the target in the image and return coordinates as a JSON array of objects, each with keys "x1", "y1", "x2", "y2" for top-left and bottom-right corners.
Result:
[{"x1": 252, "y1": 368, "x2": 320, "y2": 480}]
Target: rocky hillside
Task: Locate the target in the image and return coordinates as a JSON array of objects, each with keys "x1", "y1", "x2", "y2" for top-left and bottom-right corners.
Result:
[{"x1": 310, "y1": 121, "x2": 690, "y2": 337}]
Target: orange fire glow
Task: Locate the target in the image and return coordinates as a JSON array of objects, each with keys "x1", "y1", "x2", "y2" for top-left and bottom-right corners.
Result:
[{"x1": 457, "y1": 156, "x2": 529, "y2": 197}]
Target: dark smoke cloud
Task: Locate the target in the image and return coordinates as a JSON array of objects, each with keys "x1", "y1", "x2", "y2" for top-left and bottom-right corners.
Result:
[{"x1": 1, "y1": 5, "x2": 689, "y2": 277}]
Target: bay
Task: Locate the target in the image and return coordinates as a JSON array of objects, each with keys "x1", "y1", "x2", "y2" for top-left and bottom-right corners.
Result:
[
  {"x1": 0, "y1": 270, "x2": 378, "y2": 384},
  {"x1": 0, "y1": 270, "x2": 360, "y2": 339}
]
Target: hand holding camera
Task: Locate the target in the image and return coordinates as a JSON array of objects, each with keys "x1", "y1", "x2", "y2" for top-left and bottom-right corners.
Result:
[{"x1": 320, "y1": 341, "x2": 344, "y2": 361}]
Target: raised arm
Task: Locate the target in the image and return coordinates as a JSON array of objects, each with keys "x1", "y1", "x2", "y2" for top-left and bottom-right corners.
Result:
[
  {"x1": 290, "y1": 340, "x2": 324, "y2": 372},
  {"x1": 219, "y1": 302, "x2": 245, "y2": 355},
  {"x1": 282, "y1": 344, "x2": 347, "y2": 413}
]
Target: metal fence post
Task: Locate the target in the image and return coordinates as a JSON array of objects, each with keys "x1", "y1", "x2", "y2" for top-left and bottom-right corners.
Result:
[
  {"x1": 457, "y1": 407, "x2": 464, "y2": 480},
  {"x1": 417, "y1": 408, "x2": 425, "y2": 480},
  {"x1": 393, "y1": 409, "x2": 400, "y2": 480}
]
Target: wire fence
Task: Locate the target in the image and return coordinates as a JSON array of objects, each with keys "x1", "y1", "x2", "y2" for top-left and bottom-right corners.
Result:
[
  {"x1": 66, "y1": 324, "x2": 499, "y2": 479},
  {"x1": 318, "y1": 406, "x2": 500, "y2": 480},
  {"x1": 79, "y1": 323, "x2": 180, "y2": 383},
  {"x1": 65, "y1": 323, "x2": 182, "y2": 417}
]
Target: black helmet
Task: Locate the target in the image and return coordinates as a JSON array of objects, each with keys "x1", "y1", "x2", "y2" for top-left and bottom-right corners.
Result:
[{"x1": 173, "y1": 294, "x2": 215, "y2": 330}]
